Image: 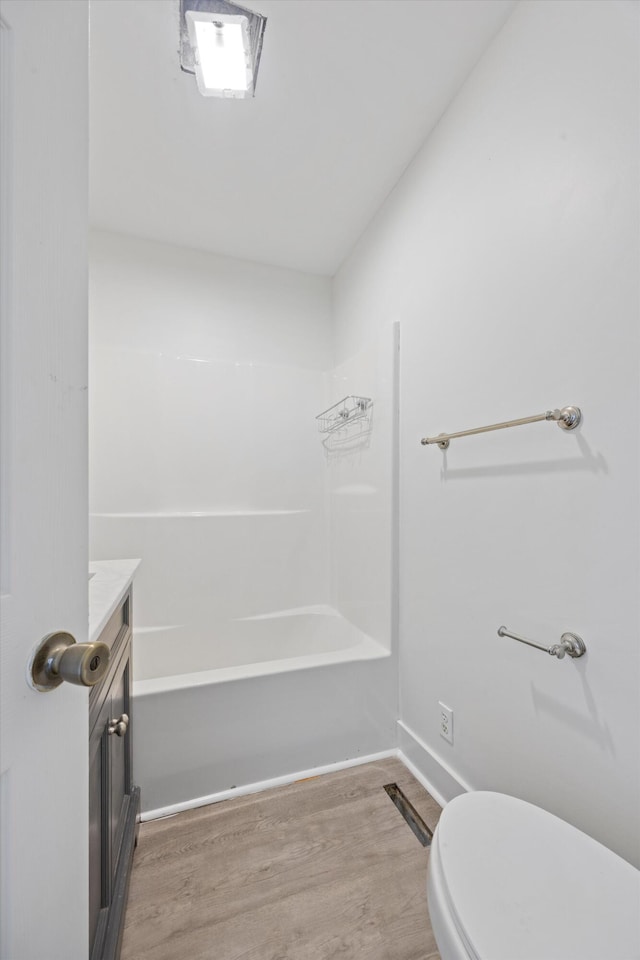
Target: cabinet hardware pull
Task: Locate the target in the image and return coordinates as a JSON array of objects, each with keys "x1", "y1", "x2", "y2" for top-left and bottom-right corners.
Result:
[{"x1": 108, "y1": 713, "x2": 129, "y2": 737}]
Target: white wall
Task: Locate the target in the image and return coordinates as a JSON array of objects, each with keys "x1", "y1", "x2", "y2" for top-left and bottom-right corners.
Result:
[
  {"x1": 334, "y1": 0, "x2": 639, "y2": 865},
  {"x1": 90, "y1": 231, "x2": 332, "y2": 630},
  {"x1": 324, "y1": 324, "x2": 398, "y2": 650}
]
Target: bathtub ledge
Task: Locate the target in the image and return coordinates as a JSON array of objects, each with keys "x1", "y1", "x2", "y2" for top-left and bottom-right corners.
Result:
[{"x1": 133, "y1": 634, "x2": 390, "y2": 697}]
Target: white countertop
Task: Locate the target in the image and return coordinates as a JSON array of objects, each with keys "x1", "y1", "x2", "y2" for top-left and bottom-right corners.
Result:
[{"x1": 89, "y1": 559, "x2": 141, "y2": 644}]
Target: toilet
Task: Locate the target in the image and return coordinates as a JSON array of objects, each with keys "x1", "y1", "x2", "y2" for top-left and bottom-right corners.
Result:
[{"x1": 427, "y1": 791, "x2": 640, "y2": 960}]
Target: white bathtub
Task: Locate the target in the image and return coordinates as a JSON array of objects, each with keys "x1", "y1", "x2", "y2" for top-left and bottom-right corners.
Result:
[
  {"x1": 91, "y1": 330, "x2": 399, "y2": 817},
  {"x1": 134, "y1": 605, "x2": 386, "y2": 690},
  {"x1": 132, "y1": 605, "x2": 396, "y2": 817}
]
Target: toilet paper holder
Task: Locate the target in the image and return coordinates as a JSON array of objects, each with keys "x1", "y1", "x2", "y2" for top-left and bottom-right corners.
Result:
[{"x1": 497, "y1": 625, "x2": 586, "y2": 660}]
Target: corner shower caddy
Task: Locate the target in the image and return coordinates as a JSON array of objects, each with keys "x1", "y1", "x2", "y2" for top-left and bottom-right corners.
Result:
[{"x1": 316, "y1": 395, "x2": 372, "y2": 436}]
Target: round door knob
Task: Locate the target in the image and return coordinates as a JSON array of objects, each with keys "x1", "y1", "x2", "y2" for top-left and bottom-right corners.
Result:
[
  {"x1": 29, "y1": 632, "x2": 110, "y2": 692},
  {"x1": 57, "y1": 640, "x2": 110, "y2": 686}
]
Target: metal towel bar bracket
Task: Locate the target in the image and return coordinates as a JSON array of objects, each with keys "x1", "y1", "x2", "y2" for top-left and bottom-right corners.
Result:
[
  {"x1": 497, "y1": 625, "x2": 586, "y2": 660},
  {"x1": 421, "y1": 406, "x2": 581, "y2": 449}
]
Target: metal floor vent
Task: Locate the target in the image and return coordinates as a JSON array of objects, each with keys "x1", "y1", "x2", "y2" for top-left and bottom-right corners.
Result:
[{"x1": 384, "y1": 783, "x2": 433, "y2": 847}]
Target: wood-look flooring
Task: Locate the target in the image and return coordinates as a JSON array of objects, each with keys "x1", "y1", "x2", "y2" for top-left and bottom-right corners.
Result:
[{"x1": 121, "y1": 758, "x2": 442, "y2": 960}]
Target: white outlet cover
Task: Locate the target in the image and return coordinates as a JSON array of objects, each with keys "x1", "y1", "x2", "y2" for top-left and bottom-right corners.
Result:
[{"x1": 439, "y1": 701, "x2": 454, "y2": 745}]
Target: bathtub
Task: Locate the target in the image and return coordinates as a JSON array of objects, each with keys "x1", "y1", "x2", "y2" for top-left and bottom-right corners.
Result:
[
  {"x1": 134, "y1": 605, "x2": 387, "y2": 689},
  {"x1": 91, "y1": 325, "x2": 399, "y2": 817},
  {"x1": 132, "y1": 605, "x2": 396, "y2": 817}
]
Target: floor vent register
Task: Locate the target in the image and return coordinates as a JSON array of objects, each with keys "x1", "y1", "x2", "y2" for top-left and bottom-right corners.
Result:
[{"x1": 383, "y1": 783, "x2": 433, "y2": 847}]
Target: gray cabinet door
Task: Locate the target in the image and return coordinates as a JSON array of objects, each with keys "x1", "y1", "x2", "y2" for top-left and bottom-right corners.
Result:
[
  {"x1": 108, "y1": 648, "x2": 133, "y2": 886},
  {"x1": 90, "y1": 628, "x2": 139, "y2": 960},
  {"x1": 90, "y1": 691, "x2": 110, "y2": 953}
]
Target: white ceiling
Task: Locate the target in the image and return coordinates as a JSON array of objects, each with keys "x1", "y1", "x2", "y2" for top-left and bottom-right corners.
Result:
[{"x1": 90, "y1": 0, "x2": 516, "y2": 275}]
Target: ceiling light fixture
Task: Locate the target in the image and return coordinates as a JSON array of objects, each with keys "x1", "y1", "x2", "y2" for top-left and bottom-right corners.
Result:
[{"x1": 180, "y1": 0, "x2": 267, "y2": 99}]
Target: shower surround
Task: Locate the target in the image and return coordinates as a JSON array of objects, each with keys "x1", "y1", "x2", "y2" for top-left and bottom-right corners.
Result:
[{"x1": 89, "y1": 231, "x2": 398, "y2": 815}]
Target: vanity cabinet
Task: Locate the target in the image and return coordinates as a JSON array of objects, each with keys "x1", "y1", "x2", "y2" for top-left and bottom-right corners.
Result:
[{"x1": 89, "y1": 592, "x2": 140, "y2": 960}]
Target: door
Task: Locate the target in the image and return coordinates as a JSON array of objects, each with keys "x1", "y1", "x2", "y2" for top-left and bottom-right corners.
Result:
[{"x1": 0, "y1": 2, "x2": 89, "y2": 958}]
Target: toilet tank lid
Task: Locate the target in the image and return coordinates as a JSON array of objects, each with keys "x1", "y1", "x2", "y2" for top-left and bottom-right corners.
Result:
[{"x1": 434, "y1": 791, "x2": 640, "y2": 960}]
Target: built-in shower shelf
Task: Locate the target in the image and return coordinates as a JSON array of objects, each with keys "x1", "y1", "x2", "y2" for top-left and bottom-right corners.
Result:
[{"x1": 316, "y1": 396, "x2": 372, "y2": 435}]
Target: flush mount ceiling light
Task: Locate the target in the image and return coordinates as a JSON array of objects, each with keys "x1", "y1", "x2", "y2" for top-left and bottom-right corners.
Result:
[{"x1": 180, "y1": 0, "x2": 267, "y2": 99}]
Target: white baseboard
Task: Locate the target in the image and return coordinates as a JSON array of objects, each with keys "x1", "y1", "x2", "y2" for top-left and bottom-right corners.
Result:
[
  {"x1": 142, "y1": 728, "x2": 471, "y2": 823},
  {"x1": 397, "y1": 719, "x2": 471, "y2": 808},
  {"x1": 141, "y1": 749, "x2": 399, "y2": 822}
]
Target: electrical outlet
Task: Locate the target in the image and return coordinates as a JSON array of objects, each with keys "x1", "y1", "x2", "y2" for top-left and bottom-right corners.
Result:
[{"x1": 439, "y1": 702, "x2": 453, "y2": 744}]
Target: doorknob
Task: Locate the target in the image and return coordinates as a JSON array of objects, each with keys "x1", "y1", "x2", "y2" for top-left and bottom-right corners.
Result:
[{"x1": 29, "y1": 631, "x2": 110, "y2": 691}]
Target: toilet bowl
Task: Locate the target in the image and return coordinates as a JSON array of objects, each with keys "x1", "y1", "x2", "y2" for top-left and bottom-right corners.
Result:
[{"x1": 426, "y1": 791, "x2": 640, "y2": 960}]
